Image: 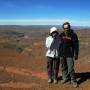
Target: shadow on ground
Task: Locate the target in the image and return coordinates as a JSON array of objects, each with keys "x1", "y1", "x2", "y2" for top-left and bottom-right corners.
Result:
[
  {"x1": 57, "y1": 72, "x2": 90, "y2": 85},
  {"x1": 75, "y1": 72, "x2": 90, "y2": 84}
]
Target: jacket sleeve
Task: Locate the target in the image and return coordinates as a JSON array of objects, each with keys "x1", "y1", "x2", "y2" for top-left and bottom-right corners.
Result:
[
  {"x1": 45, "y1": 37, "x2": 54, "y2": 49},
  {"x1": 72, "y1": 33, "x2": 79, "y2": 57}
]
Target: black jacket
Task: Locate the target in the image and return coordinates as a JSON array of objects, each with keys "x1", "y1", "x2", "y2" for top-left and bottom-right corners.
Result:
[{"x1": 59, "y1": 29, "x2": 79, "y2": 58}]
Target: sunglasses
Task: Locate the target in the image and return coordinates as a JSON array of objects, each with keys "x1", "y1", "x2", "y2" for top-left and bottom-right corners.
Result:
[{"x1": 64, "y1": 28, "x2": 69, "y2": 30}]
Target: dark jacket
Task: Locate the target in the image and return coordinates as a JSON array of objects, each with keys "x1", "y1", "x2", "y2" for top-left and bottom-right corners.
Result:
[{"x1": 59, "y1": 29, "x2": 79, "y2": 58}]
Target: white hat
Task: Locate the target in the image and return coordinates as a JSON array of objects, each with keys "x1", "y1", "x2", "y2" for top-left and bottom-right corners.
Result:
[{"x1": 50, "y1": 27, "x2": 58, "y2": 34}]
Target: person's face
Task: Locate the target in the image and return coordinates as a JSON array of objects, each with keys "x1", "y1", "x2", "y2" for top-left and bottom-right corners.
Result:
[
  {"x1": 63, "y1": 24, "x2": 69, "y2": 32},
  {"x1": 51, "y1": 31, "x2": 57, "y2": 37}
]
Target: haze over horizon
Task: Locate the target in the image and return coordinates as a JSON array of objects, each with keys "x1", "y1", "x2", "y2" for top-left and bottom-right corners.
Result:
[{"x1": 0, "y1": 0, "x2": 90, "y2": 26}]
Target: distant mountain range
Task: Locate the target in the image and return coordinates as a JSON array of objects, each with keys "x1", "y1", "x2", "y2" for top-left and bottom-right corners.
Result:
[
  {"x1": 0, "y1": 25, "x2": 90, "y2": 39},
  {"x1": 0, "y1": 25, "x2": 90, "y2": 31}
]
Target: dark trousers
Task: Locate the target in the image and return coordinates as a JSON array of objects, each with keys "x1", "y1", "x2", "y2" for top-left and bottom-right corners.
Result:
[
  {"x1": 47, "y1": 57, "x2": 60, "y2": 80},
  {"x1": 60, "y1": 57, "x2": 76, "y2": 81}
]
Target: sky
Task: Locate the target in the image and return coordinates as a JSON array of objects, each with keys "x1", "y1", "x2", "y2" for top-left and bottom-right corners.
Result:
[{"x1": 0, "y1": 0, "x2": 90, "y2": 26}]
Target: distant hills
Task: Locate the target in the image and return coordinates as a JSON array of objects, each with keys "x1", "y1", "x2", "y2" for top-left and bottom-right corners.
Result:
[
  {"x1": 0, "y1": 25, "x2": 90, "y2": 32},
  {"x1": 0, "y1": 25, "x2": 90, "y2": 40}
]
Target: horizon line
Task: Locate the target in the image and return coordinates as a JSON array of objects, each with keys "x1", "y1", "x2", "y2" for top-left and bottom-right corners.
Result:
[{"x1": 0, "y1": 19, "x2": 90, "y2": 27}]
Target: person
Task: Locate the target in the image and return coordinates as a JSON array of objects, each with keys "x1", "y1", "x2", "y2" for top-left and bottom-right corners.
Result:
[
  {"x1": 59, "y1": 22, "x2": 79, "y2": 87},
  {"x1": 45, "y1": 27, "x2": 61, "y2": 84}
]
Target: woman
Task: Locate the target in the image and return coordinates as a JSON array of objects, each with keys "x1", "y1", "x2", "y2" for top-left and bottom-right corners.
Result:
[{"x1": 45, "y1": 27, "x2": 61, "y2": 84}]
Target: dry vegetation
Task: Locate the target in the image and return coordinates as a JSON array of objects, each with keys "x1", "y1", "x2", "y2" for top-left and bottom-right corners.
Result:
[{"x1": 0, "y1": 26, "x2": 90, "y2": 90}]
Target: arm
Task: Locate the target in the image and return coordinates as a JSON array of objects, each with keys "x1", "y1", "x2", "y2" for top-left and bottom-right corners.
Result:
[
  {"x1": 45, "y1": 37, "x2": 54, "y2": 49},
  {"x1": 73, "y1": 33, "x2": 79, "y2": 60}
]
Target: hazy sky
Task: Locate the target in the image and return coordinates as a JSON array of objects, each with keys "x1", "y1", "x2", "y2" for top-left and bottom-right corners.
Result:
[{"x1": 0, "y1": 0, "x2": 90, "y2": 26}]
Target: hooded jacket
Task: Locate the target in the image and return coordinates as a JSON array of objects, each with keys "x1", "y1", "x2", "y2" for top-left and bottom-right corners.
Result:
[{"x1": 45, "y1": 35, "x2": 61, "y2": 58}]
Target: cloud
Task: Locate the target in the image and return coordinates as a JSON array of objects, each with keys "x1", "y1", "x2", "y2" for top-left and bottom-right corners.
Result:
[
  {"x1": 0, "y1": 19, "x2": 90, "y2": 26},
  {"x1": 0, "y1": 19, "x2": 70, "y2": 25},
  {"x1": 70, "y1": 20, "x2": 90, "y2": 26},
  {"x1": 0, "y1": 19, "x2": 69, "y2": 22}
]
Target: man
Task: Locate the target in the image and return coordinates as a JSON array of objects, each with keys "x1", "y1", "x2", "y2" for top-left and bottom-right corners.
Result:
[
  {"x1": 59, "y1": 22, "x2": 79, "y2": 87},
  {"x1": 45, "y1": 27, "x2": 61, "y2": 84}
]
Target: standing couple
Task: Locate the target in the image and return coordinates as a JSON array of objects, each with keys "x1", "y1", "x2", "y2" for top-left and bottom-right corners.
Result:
[{"x1": 45, "y1": 22, "x2": 79, "y2": 88}]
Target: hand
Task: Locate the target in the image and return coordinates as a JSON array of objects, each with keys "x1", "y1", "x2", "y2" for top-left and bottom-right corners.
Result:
[
  {"x1": 52, "y1": 35, "x2": 58, "y2": 39},
  {"x1": 74, "y1": 56, "x2": 78, "y2": 60}
]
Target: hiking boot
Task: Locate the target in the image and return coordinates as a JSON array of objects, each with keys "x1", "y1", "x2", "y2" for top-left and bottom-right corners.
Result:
[
  {"x1": 54, "y1": 79, "x2": 58, "y2": 84},
  {"x1": 71, "y1": 81, "x2": 78, "y2": 88},
  {"x1": 60, "y1": 79, "x2": 68, "y2": 84},
  {"x1": 48, "y1": 79, "x2": 52, "y2": 84}
]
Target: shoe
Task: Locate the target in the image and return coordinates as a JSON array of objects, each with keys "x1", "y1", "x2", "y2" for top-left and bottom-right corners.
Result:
[
  {"x1": 60, "y1": 79, "x2": 68, "y2": 84},
  {"x1": 71, "y1": 81, "x2": 78, "y2": 88},
  {"x1": 54, "y1": 79, "x2": 58, "y2": 84},
  {"x1": 48, "y1": 79, "x2": 52, "y2": 84}
]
